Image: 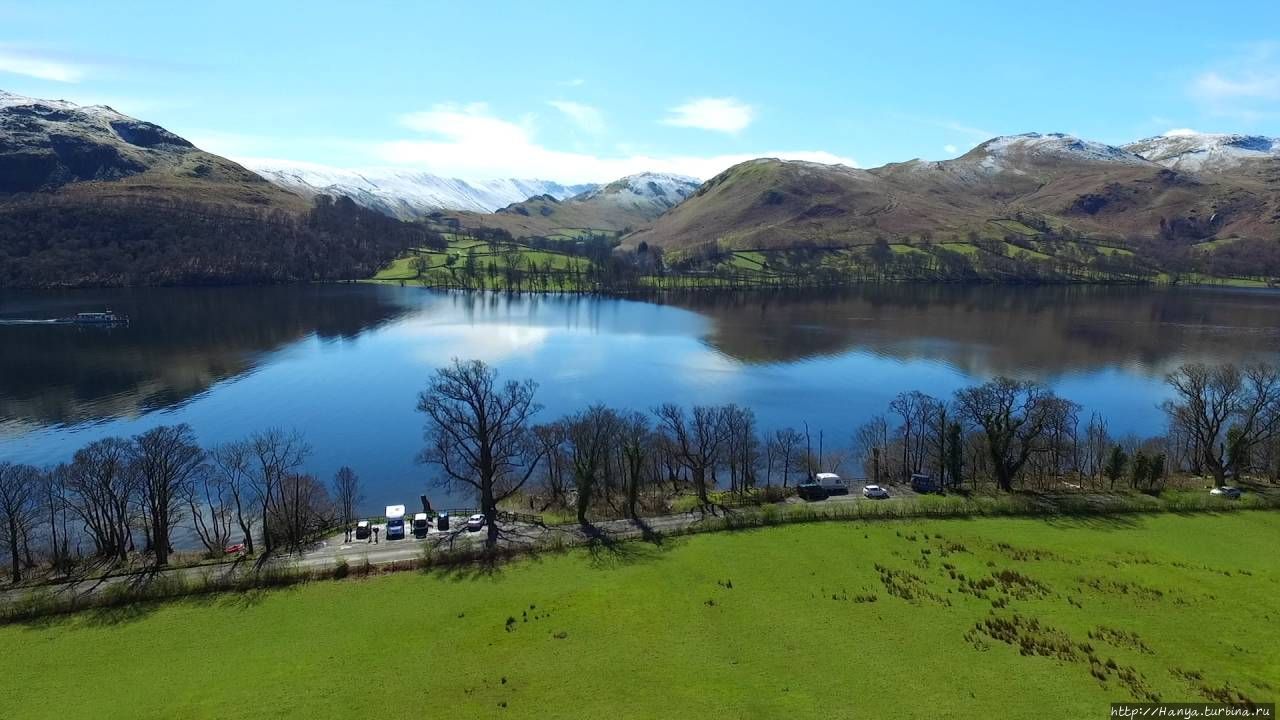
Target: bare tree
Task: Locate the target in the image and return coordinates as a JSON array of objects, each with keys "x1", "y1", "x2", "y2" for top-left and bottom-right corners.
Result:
[
  {"x1": 1163, "y1": 363, "x2": 1280, "y2": 484},
  {"x1": 131, "y1": 424, "x2": 205, "y2": 566},
  {"x1": 332, "y1": 466, "x2": 362, "y2": 536},
  {"x1": 271, "y1": 473, "x2": 333, "y2": 548},
  {"x1": 853, "y1": 415, "x2": 890, "y2": 484},
  {"x1": 39, "y1": 464, "x2": 75, "y2": 573},
  {"x1": 770, "y1": 428, "x2": 804, "y2": 488},
  {"x1": 0, "y1": 463, "x2": 40, "y2": 582},
  {"x1": 417, "y1": 359, "x2": 545, "y2": 547},
  {"x1": 532, "y1": 422, "x2": 571, "y2": 511},
  {"x1": 68, "y1": 437, "x2": 136, "y2": 561},
  {"x1": 890, "y1": 391, "x2": 932, "y2": 480},
  {"x1": 210, "y1": 441, "x2": 258, "y2": 555},
  {"x1": 954, "y1": 378, "x2": 1067, "y2": 492},
  {"x1": 721, "y1": 404, "x2": 760, "y2": 495},
  {"x1": 564, "y1": 404, "x2": 621, "y2": 525},
  {"x1": 247, "y1": 429, "x2": 311, "y2": 554},
  {"x1": 185, "y1": 464, "x2": 234, "y2": 557},
  {"x1": 618, "y1": 411, "x2": 652, "y2": 518},
  {"x1": 654, "y1": 404, "x2": 728, "y2": 510}
]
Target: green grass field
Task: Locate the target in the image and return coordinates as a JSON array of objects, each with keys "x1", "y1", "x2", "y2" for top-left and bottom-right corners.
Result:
[{"x1": 2, "y1": 513, "x2": 1276, "y2": 718}]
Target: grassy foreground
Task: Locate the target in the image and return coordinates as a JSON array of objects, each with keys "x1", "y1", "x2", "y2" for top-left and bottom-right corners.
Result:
[{"x1": 3, "y1": 513, "x2": 1277, "y2": 718}]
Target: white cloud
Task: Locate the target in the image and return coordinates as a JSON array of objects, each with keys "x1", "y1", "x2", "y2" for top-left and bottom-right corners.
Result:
[
  {"x1": 663, "y1": 97, "x2": 755, "y2": 133},
  {"x1": 1189, "y1": 42, "x2": 1280, "y2": 120},
  {"x1": 943, "y1": 144, "x2": 958, "y2": 154},
  {"x1": 559, "y1": 78, "x2": 585, "y2": 87},
  {"x1": 1162, "y1": 128, "x2": 1202, "y2": 137},
  {"x1": 369, "y1": 102, "x2": 854, "y2": 182},
  {"x1": 548, "y1": 100, "x2": 605, "y2": 134},
  {"x1": 0, "y1": 47, "x2": 87, "y2": 82}
]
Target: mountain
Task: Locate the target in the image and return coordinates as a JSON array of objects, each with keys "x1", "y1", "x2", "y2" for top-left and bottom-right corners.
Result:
[
  {"x1": 248, "y1": 160, "x2": 597, "y2": 218},
  {"x1": 0, "y1": 90, "x2": 293, "y2": 207},
  {"x1": 0, "y1": 91, "x2": 427, "y2": 287},
  {"x1": 440, "y1": 172, "x2": 701, "y2": 238},
  {"x1": 632, "y1": 132, "x2": 1280, "y2": 252},
  {"x1": 1125, "y1": 131, "x2": 1280, "y2": 172}
]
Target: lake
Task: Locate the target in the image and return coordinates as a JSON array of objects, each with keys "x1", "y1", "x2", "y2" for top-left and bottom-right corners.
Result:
[{"x1": 3, "y1": 284, "x2": 1278, "y2": 511}]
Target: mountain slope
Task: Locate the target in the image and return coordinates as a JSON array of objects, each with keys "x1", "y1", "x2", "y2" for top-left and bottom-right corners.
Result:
[
  {"x1": 1125, "y1": 131, "x2": 1280, "y2": 172},
  {"x1": 0, "y1": 91, "x2": 427, "y2": 287},
  {"x1": 0, "y1": 90, "x2": 298, "y2": 209},
  {"x1": 633, "y1": 132, "x2": 1280, "y2": 252},
  {"x1": 249, "y1": 160, "x2": 596, "y2": 217},
  {"x1": 441, "y1": 172, "x2": 701, "y2": 238}
]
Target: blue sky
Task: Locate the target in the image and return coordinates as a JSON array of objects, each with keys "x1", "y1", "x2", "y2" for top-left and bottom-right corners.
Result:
[{"x1": 2, "y1": 0, "x2": 1279, "y2": 182}]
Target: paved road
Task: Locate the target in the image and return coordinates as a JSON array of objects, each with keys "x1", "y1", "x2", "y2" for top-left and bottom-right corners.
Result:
[{"x1": 3, "y1": 485, "x2": 911, "y2": 606}]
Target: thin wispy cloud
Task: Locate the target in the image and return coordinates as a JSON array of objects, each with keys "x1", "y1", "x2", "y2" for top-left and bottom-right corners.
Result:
[
  {"x1": 548, "y1": 100, "x2": 605, "y2": 134},
  {"x1": 1189, "y1": 42, "x2": 1280, "y2": 121},
  {"x1": 0, "y1": 45, "x2": 88, "y2": 82},
  {"x1": 943, "y1": 144, "x2": 958, "y2": 154},
  {"x1": 663, "y1": 97, "x2": 755, "y2": 134},
  {"x1": 362, "y1": 102, "x2": 852, "y2": 182},
  {"x1": 558, "y1": 78, "x2": 585, "y2": 87}
]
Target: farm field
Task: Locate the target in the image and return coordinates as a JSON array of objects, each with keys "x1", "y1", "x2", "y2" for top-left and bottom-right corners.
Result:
[{"x1": 1, "y1": 512, "x2": 1276, "y2": 719}]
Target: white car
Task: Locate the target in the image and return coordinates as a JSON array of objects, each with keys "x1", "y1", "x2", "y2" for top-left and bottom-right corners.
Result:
[
  {"x1": 863, "y1": 484, "x2": 890, "y2": 499},
  {"x1": 1210, "y1": 486, "x2": 1243, "y2": 499},
  {"x1": 466, "y1": 513, "x2": 486, "y2": 531}
]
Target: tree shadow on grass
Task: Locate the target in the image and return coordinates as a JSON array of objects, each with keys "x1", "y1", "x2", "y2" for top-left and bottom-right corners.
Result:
[{"x1": 580, "y1": 521, "x2": 672, "y2": 569}]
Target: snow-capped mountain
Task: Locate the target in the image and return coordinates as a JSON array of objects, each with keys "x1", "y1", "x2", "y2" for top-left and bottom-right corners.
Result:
[
  {"x1": 576, "y1": 172, "x2": 701, "y2": 211},
  {"x1": 248, "y1": 160, "x2": 597, "y2": 218},
  {"x1": 1124, "y1": 131, "x2": 1280, "y2": 172},
  {"x1": 0, "y1": 90, "x2": 202, "y2": 192},
  {"x1": 963, "y1": 133, "x2": 1151, "y2": 173}
]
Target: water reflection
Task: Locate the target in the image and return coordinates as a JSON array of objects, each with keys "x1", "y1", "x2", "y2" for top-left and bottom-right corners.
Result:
[
  {"x1": 668, "y1": 285, "x2": 1280, "y2": 375},
  {"x1": 2, "y1": 284, "x2": 1279, "y2": 507},
  {"x1": 0, "y1": 285, "x2": 410, "y2": 427}
]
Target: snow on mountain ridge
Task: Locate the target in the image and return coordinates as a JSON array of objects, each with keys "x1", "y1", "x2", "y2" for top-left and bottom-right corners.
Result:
[
  {"x1": 1124, "y1": 131, "x2": 1280, "y2": 171},
  {"x1": 972, "y1": 132, "x2": 1151, "y2": 170},
  {"x1": 248, "y1": 159, "x2": 597, "y2": 217},
  {"x1": 578, "y1": 171, "x2": 701, "y2": 210}
]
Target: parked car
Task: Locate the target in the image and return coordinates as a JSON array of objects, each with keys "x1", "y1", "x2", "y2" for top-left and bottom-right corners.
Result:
[
  {"x1": 863, "y1": 484, "x2": 890, "y2": 499},
  {"x1": 1210, "y1": 486, "x2": 1243, "y2": 499},
  {"x1": 355, "y1": 520, "x2": 371, "y2": 540},
  {"x1": 466, "y1": 513, "x2": 486, "y2": 532},
  {"x1": 815, "y1": 472, "x2": 849, "y2": 495},
  {"x1": 910, "y1": 473, "x2": 940, "y2": 494},
  {"x1": 797, "y1": 480, "x2": 828, "y2": 501}
]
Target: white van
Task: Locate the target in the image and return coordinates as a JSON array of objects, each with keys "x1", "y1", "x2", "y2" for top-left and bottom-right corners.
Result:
[
  {"x1": 385, "y1": 505, "x2": 406, "y2": 540},
  {"x1": 815, "y1": 472, "x2": 848, "y2": 495}
]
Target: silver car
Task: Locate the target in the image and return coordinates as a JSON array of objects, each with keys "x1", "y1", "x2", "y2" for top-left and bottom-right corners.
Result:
[
  {"x1": 863, "y1": 484, "x2": 890, "y2": 499},
  {"x1": 1210, "y1": 486, "x2": 1243, "y2": 499}
]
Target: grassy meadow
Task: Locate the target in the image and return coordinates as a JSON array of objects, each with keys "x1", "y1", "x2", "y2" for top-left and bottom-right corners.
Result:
[{"x1": 2, "y1": 512, "x2": 1276, "y2": 719}]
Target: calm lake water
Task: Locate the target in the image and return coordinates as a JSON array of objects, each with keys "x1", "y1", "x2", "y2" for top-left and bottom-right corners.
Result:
[{"x1": 2, "y1": 284, "x2": 1279, "y2": 511}]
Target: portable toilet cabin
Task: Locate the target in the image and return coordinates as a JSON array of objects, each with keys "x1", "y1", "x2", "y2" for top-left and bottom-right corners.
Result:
[{"x1": 412, "y1": 512, "x2": 430, "y2": 538}]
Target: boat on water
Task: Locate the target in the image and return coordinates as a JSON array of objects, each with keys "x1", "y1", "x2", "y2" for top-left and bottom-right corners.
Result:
[{"x1": 68, "y1": 310, "x2": 128, "y2": 325}]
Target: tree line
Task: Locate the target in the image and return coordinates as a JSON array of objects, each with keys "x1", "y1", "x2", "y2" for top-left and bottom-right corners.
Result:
[
  {"x1": 5, "y1": 359, "x2": 1276, "y2": 578},
  {"x1": 0, "y1": 194, "x2": 442, "y2": 288},
  {"x1": 0, "y1": 427, "x2": 363, "y2": 582},
  {"x1": 415, "y1": 359, "x2": 1280, "y2": 548}
]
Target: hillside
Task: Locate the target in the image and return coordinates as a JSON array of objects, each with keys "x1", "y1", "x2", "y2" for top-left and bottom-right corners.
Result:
[
  {"x1": 0, "y1": 91, "x2": 430, "y2": 287},
  {"x1": 631, "y1": 133, "x2": 1280, "y2": 264},
  {"x1": 437, "y1": 172, "x2": 700, "y2": 239},
  {"x1": 249, "y1": 160, "x2": 597, "y2": 217}
]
